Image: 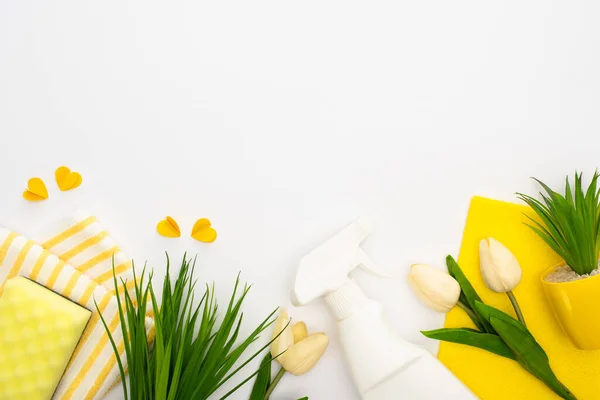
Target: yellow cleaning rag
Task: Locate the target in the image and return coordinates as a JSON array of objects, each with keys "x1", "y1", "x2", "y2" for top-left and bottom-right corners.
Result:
[
  {"x1": 0, "y1": 213, "x2": 153, "y2": 400},
  {"x1": 35, "y1": 211, "x2": 137, "y2": 296},
  {"x1": 439, "y1": 196, "x2": 598, "y2": 399}
]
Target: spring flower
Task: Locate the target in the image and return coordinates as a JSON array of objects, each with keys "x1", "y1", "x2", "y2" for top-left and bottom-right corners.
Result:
[
  {"x1": 479, "y1": 237, "x2": 526, "y2": 326},
  {"x1": 407, "y1": 264, "x2": 461, "y2": 313},
  {"x1": 479, "y1": 237, "x2": 522, "y2": 293},
  {"x1": 270, "y1": 308, "x2": 329, "y2": 376}
]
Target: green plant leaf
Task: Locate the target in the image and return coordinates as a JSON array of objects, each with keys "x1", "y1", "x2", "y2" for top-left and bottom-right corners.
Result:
[
  {"x1": 474, "y1": 301, "x2": 577, "y2": 400},
  {"x1": 249, "y1": 352, "x2": 272, "y2": 400},
  {"x1": 421, "y1": 328, "x2": 514, "y2": 359},
  {"x1": 155, "y1": 338, "x2": 173, "y2": 399},
  {"x1": 446, "y1": 256, "x2": 493, "y2": 333},
  {"x1": 517, "y1": 171, "x2": 600, "y2": 275},
  {"x1": 100, "y1": 255, "x2": 278, "y2": 400}
]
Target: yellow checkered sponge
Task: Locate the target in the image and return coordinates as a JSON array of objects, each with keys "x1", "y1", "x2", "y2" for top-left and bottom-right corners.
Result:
[{"x1": 0, "y1": 276, "x2": 91, "y2": 400}]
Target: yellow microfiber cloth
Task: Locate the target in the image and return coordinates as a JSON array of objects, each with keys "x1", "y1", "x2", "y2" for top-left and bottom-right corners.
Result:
[
  {"x1": 439, "y1": 196, "x2": 599, "y2": 399},
  {"x1": 0, "y1": 276, "x2": 91, "y2": 400},
  {"x1": 0, "y1": 213, "x2": 154, "y2": 400}
]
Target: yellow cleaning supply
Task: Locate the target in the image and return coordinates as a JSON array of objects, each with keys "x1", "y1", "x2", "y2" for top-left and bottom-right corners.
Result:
[
  {"x1": 0, "y1": 276, "x2": 90, "y2": 400},
  {"x1": 439, "y1": 196, "x2": 598, "y2": 399},
  {"x1": 36, "y1": 211, "x2": 137, "y2": 295},
  {"x1": 0, "y1": 215, "x2": 154, "y2": 400}
]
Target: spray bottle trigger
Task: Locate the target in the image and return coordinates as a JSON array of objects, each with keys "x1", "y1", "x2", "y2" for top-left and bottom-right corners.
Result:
[{"x1": 353, "y1": 248, "x2": 395, "y2": 279}]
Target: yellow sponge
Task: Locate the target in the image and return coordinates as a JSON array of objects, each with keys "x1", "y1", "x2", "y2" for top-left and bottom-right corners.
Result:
[{"x1": 0, "y1": 276, "x2": 91, "y2": 400}]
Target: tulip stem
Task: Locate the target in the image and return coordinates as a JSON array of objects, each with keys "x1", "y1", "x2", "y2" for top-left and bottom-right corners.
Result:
[
  {"x1": 457, "y1": 300, "x2": 480, "y2": 324},
  {"x1": 264, "y1": 367, "x2": 286, "y2": 400},
  {"x1": 507, "y1": 290, "x2": 526, "y2": 327}
]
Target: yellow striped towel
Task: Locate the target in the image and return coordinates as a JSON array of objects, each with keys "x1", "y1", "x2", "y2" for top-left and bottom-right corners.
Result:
[
  {"x1": 0, "y1": 214, "x2": 154, "y2": 400},
  {"x1": 35, "y1": 211, "x2": 137, "y2": 296}
]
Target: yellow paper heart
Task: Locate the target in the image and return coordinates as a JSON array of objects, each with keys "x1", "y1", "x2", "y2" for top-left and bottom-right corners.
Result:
[
  {"x1": 23, "y1": 177, "x2": 48, "y2": 201},
  {"x1": 191, "y1": 218, "x2": 217, "y2": 243},
  {"x1": 157, "y1": 216, "x2": 181, "y2": 238},
  {"x1": 55, "y1": 166, "x2": 82, "y2": 191}
]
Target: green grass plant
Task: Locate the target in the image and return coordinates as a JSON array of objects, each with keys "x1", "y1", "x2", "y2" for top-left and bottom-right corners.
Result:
[
  {"x1": 517, "y1": 171, "x2": 600, "y2": 275},
  {"x1": 98, "y1": 254, "x2": 278, "y2": 400}
]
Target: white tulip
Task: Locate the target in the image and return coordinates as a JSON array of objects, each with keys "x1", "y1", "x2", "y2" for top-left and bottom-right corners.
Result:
[
  {"x1": 479, "y1": 237, "x2": 522, "y2": 293},
  {"x1": 270, "y1": 308, "x2": 329, "y2": 376},
  {"x1": 408, "y1": 264, "x2": 461, "y2": 313}
]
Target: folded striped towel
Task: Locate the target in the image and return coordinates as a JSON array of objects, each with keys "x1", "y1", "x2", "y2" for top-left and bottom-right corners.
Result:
[
  {"x1": 0, "y1": 212, "x2": 154, "y2": 400},
  {"x1": 35, "y1": 211, "x2": 137, "y2": 296}
]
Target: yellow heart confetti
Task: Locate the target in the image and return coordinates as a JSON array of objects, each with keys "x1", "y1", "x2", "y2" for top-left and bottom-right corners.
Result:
[
  {"x1": 191, "y1": 218, "x2": 217, "y2": 243},
  {"x1": 55, "y1": 166, "x2": 82, "y2": 191},
  {"x1": 23, "y1": 178, "x2": 48, "y2": 201},
  {"x1": 156, "y1": 216, "x2": 181, "y2": 238}
]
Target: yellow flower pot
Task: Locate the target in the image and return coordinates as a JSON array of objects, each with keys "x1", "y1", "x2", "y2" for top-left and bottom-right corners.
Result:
[{"x1": 541, "y1": 265, "x2": 600, "y2": 350}]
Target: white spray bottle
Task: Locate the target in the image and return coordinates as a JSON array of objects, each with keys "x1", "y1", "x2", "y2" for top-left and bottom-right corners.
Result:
[{"x1": 291, "y1": 218, "x2": 475, "y2": 400}]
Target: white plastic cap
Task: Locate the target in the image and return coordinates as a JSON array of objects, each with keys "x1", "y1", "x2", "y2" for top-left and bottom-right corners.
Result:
[{"x1": 325, "y1": 279, "x2": 368, "y2": 321}]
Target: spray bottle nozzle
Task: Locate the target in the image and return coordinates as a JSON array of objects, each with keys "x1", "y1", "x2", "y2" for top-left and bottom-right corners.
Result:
[{"x1": 292, "y1": 218, "x2": 390, "y2": 307}]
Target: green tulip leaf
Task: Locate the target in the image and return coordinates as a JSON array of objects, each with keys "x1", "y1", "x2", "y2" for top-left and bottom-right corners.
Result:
[
  {"x1": 474, "y1": 301, "x2": 577, "y2": 400},
  {"x1": 446, "y1": 256, "x2": 493, "y2": 333},
  {"x1": 473, "y1": 300, "x2": 533, "y2": 338},
  {"x1": 249, "y1": 352, "x2": 272, "y2": 400},
  {"x1": 421, "y1": 328, "x2": 514, "y2": 360}
]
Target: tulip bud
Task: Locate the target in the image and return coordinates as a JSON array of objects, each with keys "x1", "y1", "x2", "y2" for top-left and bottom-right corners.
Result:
[
  {"x1": 479, "y1": 237, "x2": 522, "y2": 293},
  {"x1": 279, "y1": 333, "x2": 329, "y2": 376},
  {"x1": 271, "y1": 308, "x2": 294, "y2": 361},
  {"x1": 408, "y1": 264, "x2": 461, "y2": 313}
]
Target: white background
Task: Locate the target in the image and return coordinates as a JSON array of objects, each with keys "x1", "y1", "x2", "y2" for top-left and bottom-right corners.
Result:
[{"x1": 1, "y1": 1, "x2": 600, "y2": 399}]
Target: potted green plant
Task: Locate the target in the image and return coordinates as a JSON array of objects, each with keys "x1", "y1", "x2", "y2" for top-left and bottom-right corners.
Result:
[{"x1": 517, "y1": 171, "x2": 600, "y2": 350}]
